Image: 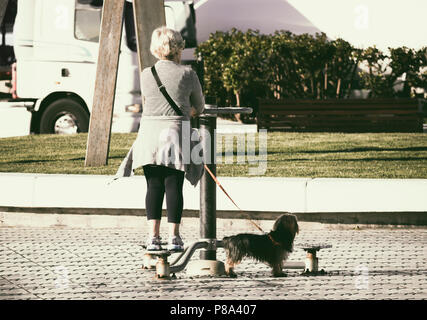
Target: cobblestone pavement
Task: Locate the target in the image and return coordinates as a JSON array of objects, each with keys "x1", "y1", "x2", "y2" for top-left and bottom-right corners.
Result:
[{"x1": 0, "y1": 218, "x2": 426, "y2": 300}]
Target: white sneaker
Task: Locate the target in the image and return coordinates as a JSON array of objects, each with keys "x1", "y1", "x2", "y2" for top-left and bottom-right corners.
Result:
[
  {"x1": 146, "y1": 236, "x2": 162, "y2": 251},
  {"x1": 168, "y1": 236, "x2": 184, "y2": 252}
]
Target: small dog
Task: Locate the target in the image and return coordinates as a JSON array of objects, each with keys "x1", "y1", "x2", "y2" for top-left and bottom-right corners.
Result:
[{"x1": 222, "y1": 214, "x2": 299, "y2": 277}]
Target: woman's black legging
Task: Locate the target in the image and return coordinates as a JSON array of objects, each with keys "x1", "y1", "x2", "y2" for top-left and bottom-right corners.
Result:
[{"x1": 143, "y1": 165, "x2": 185, "y2": 224}]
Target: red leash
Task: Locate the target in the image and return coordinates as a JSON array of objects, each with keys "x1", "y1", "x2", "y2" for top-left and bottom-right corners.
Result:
[
  {"x1": 203, "y1": 164, "x2": 267, "y2": 234},
  {"x1": 203, "y1": 164, "x2": 282, "y2": 246}
]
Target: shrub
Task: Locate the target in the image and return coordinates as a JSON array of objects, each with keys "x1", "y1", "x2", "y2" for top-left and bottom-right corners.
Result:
[
  {"x1": 195, "y1": 29, "x2": 426, "y2": 113},
  {"x1": 358, "y1": 46, "x2": 427, "y2": 98}
]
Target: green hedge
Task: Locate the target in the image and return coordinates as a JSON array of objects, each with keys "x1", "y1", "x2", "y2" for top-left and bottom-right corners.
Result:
[{"x1": 195, "y1": 29, "x2": 427, "y2": 111}]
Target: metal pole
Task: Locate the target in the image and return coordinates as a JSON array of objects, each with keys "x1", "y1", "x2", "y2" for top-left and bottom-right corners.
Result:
[
  {"x1": 199, "y1": 115, "x2": 217, "y2": 260},
  {"x1": 0, "y1": 1, "x2": 8, "y2": 28}
]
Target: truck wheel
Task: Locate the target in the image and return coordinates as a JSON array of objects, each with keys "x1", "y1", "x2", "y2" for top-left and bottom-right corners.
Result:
[{"x1": 39, "y1": 98, "x2": 89, "y2": 134}]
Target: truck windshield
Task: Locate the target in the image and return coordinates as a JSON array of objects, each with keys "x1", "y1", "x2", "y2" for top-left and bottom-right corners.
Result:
[
  {"x1": 74, "y1": 0, "x2": 136, "y2": 52},
  {"x1": 74, "y1": 1, "x2": 102, "y2": 43},
  {"x1": 73, "y1": 1, "x2": 196, "y2": 52}
]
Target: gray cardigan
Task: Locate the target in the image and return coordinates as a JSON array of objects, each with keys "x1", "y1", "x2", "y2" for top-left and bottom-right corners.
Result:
[
  {"x1": 114, "y1": 60, "x2": 205, "y2": 186},
  {"x1": 141, "y1": 59, "x2": 205, "y2": 118}
]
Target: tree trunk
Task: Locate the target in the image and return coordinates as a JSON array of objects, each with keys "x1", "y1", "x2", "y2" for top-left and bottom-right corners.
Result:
[{"x1": 234, "y1": 90, "x2": 241, "y2": 122}]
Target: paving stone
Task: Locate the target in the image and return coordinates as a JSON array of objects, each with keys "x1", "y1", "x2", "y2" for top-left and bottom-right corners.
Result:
[{"x1": 0, "y1": 223, "x2": 426, "y2": 300}]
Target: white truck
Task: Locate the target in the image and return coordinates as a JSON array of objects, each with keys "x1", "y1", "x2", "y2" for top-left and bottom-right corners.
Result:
[{"x1": 0, "y1": 0, "x2": 196, "y2": 136}]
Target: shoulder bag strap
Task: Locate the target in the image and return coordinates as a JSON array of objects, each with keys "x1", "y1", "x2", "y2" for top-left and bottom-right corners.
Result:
[{"x1": 151, "y1": 65, "x2": 184, "y2": 116}]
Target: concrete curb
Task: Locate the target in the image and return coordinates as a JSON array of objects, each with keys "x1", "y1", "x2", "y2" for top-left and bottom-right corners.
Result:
[
  {"x1": 1, "y1": 209, "x2": 426, "y2": 229},
  {"x1": 0, "y1": 173, "x2": 426, "y2": 225}
]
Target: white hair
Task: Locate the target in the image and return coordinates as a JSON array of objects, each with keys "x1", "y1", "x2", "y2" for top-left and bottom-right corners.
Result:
[{"x1": 150, "y1": 26, "x2": 185, "y2": 60}]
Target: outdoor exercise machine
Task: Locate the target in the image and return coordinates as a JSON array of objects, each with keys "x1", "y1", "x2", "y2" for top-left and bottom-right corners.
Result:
[
  {"x1": 141, "y1": 107, "x2": 332, "y2": 279},
  {"x1": 143, "y1": 240, "x2": 333, "y2": 279},
  {"x1": 300, "y1": 244, "x2": 333, "y2": 275},
  {"x1": 143, "y1": 106, "x2": 255, "y2": 279}
]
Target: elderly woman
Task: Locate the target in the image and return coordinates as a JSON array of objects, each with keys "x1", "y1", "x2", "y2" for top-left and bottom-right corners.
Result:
[{"x1": 115, "y1": 26, "x2": 205, "y2": 252}]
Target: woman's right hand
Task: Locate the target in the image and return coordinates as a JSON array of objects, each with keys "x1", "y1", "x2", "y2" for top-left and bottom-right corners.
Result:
[{"x1": 190, "y1": 107, "x2": 200, "y2": 118}]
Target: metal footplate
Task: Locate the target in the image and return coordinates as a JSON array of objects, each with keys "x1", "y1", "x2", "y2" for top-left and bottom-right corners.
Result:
[
  {"x1": 142, "y1": 240, "x2": 226, "y2": 279},
  {"x1": 298, "y1": 243, "x2": 332, "y2": 275},
  {"x1": 142, "y1": 250, "x2": 178, "y2": 280}
]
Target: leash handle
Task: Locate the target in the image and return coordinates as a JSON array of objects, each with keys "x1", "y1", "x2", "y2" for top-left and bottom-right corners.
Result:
[{"x1": 203, "y1": 164, "x2": 265, "y2": 234}]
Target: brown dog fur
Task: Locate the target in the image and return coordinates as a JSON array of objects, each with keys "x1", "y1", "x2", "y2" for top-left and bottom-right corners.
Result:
[{"x1": 222, "y1": 214, "x2": 299, "y2": 277}]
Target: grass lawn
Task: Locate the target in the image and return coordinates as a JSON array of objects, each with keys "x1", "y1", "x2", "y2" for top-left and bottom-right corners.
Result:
[{"x1": 0, "y1": 132, "x2": 426, "y2": 178}]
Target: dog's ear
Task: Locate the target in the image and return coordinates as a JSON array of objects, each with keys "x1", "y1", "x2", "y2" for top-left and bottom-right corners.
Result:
[
  {"x1": 272, "y1": 214, "x2": 299, "y2": 252},
  {"x1": 291, "y1": 215, "x2": 299, "y2": 235},
  {"x1": 272, "y1": 214, "x2": 299, "y2": 233},
  {"x1": 288, "y1": 214, "x2": 299, "y2": 235},
  {"x1": 272, "y1": 214, "x2": 285, "y2": 231}
]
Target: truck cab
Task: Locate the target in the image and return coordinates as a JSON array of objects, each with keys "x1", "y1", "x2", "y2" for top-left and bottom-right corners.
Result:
[{"x1": 10, "y1": 0, "x2": 196, "y2": 134}]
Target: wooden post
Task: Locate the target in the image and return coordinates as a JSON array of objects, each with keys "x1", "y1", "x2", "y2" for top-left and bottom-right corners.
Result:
[
  {"x1": 133, "y1": 0, "x2": 166, "y2": 72},
  {"x1": 0, "y1": 0, "x2": 9, "y2": 26},
  {"x1": 85, "y1": 0, "x2": 166, "y2": 167},
  {"x1": 85, "y1": 0, "x2": 125, "y2": 167}
]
